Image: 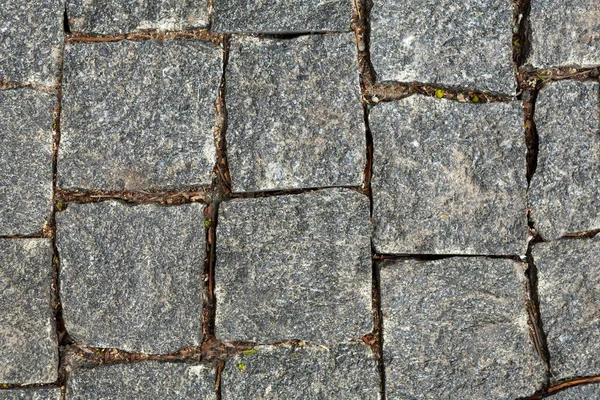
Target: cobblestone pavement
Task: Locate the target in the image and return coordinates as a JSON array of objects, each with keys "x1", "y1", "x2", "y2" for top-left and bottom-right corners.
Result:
[{"x1": 0, "y1": 0, "x2": 599, "y2": 399}]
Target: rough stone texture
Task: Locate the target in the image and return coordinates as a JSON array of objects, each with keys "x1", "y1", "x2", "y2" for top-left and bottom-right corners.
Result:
[
  {"x1": 529, "y1": 0, "x2": 600, "y2": 68},
  {"x1": 59, "y1": 40, "x2": 221, "y2": 191},
  {"x1": 370, "y1": 0, "x2": 515, "y2": 95},
  {"x1": 212, "y1": 0, "x2": 352, "y2": 33},
  {"x1": 67, "y1": 0, "x2": 209, "y2": 34},
  {"x1": 534, "y1": 237, "x2": 600, "y2": 378},
  {"x1": 226, "y1": 34, "x2": 364, "y2": 192},
  {"x1": 0, "y1": 0, "x2": 63, "y2": 86},
  {"x1": 550, "y1": 384, "x2": 600, "y2": 400},
  {"x1": 0, "y1": 389, "x2": 61, "y2": 400},
  {"x1": 370, "y1": 96, "x2": 527, "y2": 255},
  {"x1": 0, "y1": 239, "x2": 57, "y2": 384},
  {"x1": 0, "y1": 89, "x2": 54, "y2": 236},
  {"x1": 215, "y1": 189, "x2": 372, "y2": 344},
  {"x1": 221, "y1": 344, "x2": 379, "y2": 399},
  {"x1": 66, "y1": 361, "x2": 216, "y2": 399},
  {"x1": 380, "y1": 257, "x2": 545, "y2": 399},
  {"x1": 529, "y1": 80, "x2": 600, "y2": 240},
  {"x1": 56, "y1": 201, "x2": 205, "y2": 354}
]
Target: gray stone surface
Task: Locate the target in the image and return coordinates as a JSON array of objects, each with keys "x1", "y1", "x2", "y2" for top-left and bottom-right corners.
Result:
[
  {"x1": 534, "y1": 237, "x2": 600, "y2": 378},
  {"x1": 380, "y1": 257, "x2": 545, "y2": 399},
  {"x1": 212, "y1": 0, "x2": 352, "y2": 33},
  {"x1": 0, "y1": 89, "x2": 54, "y2": 236},
  {"x1": 67, "y1": 0, "x2": 209, "y2": 34},
  {"x1": 0, "y1": 389, "x2": 61, "y2": 400},
  {"x1": 529, "y1": 0, "x2": 600, "y2": 68},
  {"x1": 226, "y1": 34, "x2": 364, "y2": 192},
  {"x1": 370, "y1": 0, "x2": 515, "y2": 94},
  {"x1": 0, "y1": 239, "x2": 58, "y2": 384},
  {"x1": 221, "y1": 344, "x2": 379, "y2": 399},
  {"x1": 66, "y1": 361, "x2": 216, "y2": 399},
  {"x1": 0, "y1": 0, "x2": 63, "y2": 86},
  {"x1": 56, "y1": 201, "x2": 205, "y2": 354},
  {"x1": 215, "y1": 189, "x2": 372, "y2": 344},
  {"x1": 370, "y1": 96, "x2": 527, "y2": 255},
  {"x1": 550, "y1": 384, "x2": 600, "y2": 400},
  {"x1": 529, "y1": 80, "x2": 600, "y2": 240},
  {"x1": 59, "y1": 40, "x2": 221, "y2": 191}
]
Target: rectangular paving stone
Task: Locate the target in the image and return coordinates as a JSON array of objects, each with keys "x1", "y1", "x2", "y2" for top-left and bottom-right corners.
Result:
[
  {"x1": 0, "y1": 89, "x2": 54, "y2": 236},
  {"x1": 212, "y1": 0, "x2": 352, "y2": 33},
  {"x1": 66, "y1": 361, "x2": 216, "y2": 399},
  {"x1": 59, "y1": 40, "x2": 221, "y2": 191},
  {"x1": 0, "y1": 239, "x2": 58, "y2": 384},
  {"x1": 225, "y1": 34, "x2": 364, "y2": 192},
  {"x1": 0, "y1": 0, "x2": 63, "y2": 86},
  {"x1": 550, "y1": 384, "x2": 600, "y2": 400},
  {"x1": 221, "y1": 344, "x2": 379, "y2": 399},
  {"x1": 0, "y1": 389, "x2": 61, "y2": 400},
  {"x1": 67, "y1": 0, "x2": 209, "y2": 34},
  {"x1": 370, "y1": 0, "x2": 515, "y2": 94},
  {"x1": 56, "y1": 201, "x2": 205, "y2": 354},
  {"x1": 370, "y1": 96, "x2": 527, "y2": 255},
  {"x1": 529, "y1": 80, "x2": 600, "y2": 240},
  {"x1": 529, "y1": 0, "x2": 600, "y2": 68},
  {"x1": 380, "y1": 257, "x2": 545, "y2": 399},
  {"x1": 533, "y1": 237, "x2": 600, "y2": 378},
  {"x1": 215, "y1": 189, "x2": 372, "y2": 344}
]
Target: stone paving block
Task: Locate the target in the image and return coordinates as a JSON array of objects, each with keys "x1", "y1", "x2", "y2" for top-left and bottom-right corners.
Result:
[
  {"x1": 0, "y1": 389, "x2": 61, "y2": 400},
  {"x1": 226, "y1": 34, "x2": 364, "y2": 192},
  {"x1": 66, "y1": 361, "x2": 216, "y2": 399},
  {"x1": 534, "y1": 237, "x2": 600, "y2": 378},
  {"x1": 67, "y1": 0, "x2": 209, "y2": 34},
  {"x1": 212, "y1": 0, "x2": 352, "y2": 33},
  {"x1": 0, "y1": 0, "x2": 63, "y2": 86},
  {"x1": 0, "y1": 239, "x2": 57, "y2": 384},
  {"x1": 550, "y1": 384, "x2": 600, "y2": 400},
  {"x1": 0, "y1": 89, "x2": 54, "y2": 236},
  {"x1": 380, "y1": 257, "x2": 545, "y2": 399},
  {"x1": 59, "y1": 40, "x2": 221, "y2": 191},
  {"x1": 56, "y1": 201, "x2": 205, "y2": 354},
  {"x1": 529, "y1": 0, "x2": 600, "y2": 68},
  {"x1": 215, "y1": 189, "x2": 372, "y2": 344},
  {"x1": 221, "y1": 344, "x2": 379, "y2": 399},
  {"x1": 370, "y1": 0, "x2": 515, "y2": 95},
  {"x1": 370, "y1": 96, "x2": 527, "y2": 255},
  {"x1": 529, "y1": 80, "x2": 600, "y2": 240}
]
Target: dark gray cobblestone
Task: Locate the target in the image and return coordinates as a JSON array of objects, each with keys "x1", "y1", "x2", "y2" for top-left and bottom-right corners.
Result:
[
  {"x1": 57, "y1": 201, "x2": 205, "y2": 354},
  {"x1": 0, "y1": 88, "x2": 54, "y2": 236},
  {"x1": 0, "y1": 239, "x2": 57, "y2": 384},
  {"x1": 66, "y1": 361, "x2": 216, "y2": 399},
  {"x1": 0, "y1": 389, "x2": 61, "y2": 400},
  {"x1": 215, "y1": 189, "x2": 372, "y2": 344},
  {"x1": 221, "y1": 343, "x2": 379, "y2": 399}
]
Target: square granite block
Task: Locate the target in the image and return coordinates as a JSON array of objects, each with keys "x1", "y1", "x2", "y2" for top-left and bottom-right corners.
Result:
[
  {"x1": 534, "y1": 237, "x2": 600, "y2": 378},
  {"x1": 226, "y1": 34, "x2": 364, "y2": 192},
  {"x1": 529, "y1": 80, "x2": 600, "y2": 240},
  {"x1": 66, "y1": 362, "x2": 216, "y2": 399},
  {"x1": 0, "y1": 389, "x2": 61, "y2": 400},
  {"x1": 221, "y1": 344, "x2": 379, "y2": 399},
  {"x1": 56, "y1": 201, "x2": 205, "y2": 354},
  {"x1": 0, "y1": 89, "x2": 54, "y2": 236},
  {"x1": 0, "y1": 239, "x2": 58, "y2": 384},
  {"x1": 380, "y1": 257, "x2": 545, "y2": 399},
  {"x1": 370, "y1": 96, "x2": 527, "y2": 255},
  {"x1": 67, "y1": 0, "x2": 209, "y2": 34},
  {"x1": 215, "y1": 189, "x2": 372, "y2": 344},
  {"x1": 212, "y1": 0, "x2": 352, "y2": 33},
  {"x1": 370, "y1": 0, "x2": 515, "y2": 95},
  {"x1": 529, "y1": 0, "x2": 600, "y2": 68},
  {"x1": 0, "y1": 0, "x2": 63, "y2": 86},
  {"x1": 59, "y1": 40, "x2": 221, "y2": 191}
]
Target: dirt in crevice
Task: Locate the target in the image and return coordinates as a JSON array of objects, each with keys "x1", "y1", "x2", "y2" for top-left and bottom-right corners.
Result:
[
  {"x1": 363, "y1": 260, "x2": 386, "y2": 399},
  {"x1": 523, "y1": 88, "x2": 539, "y2": 186},
  {"x1": 212, "y1": 35, "x2": 232, "y2": 198},
  {"x1": 65, "y1": 29, "x2": 224, "y2": 45}
]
